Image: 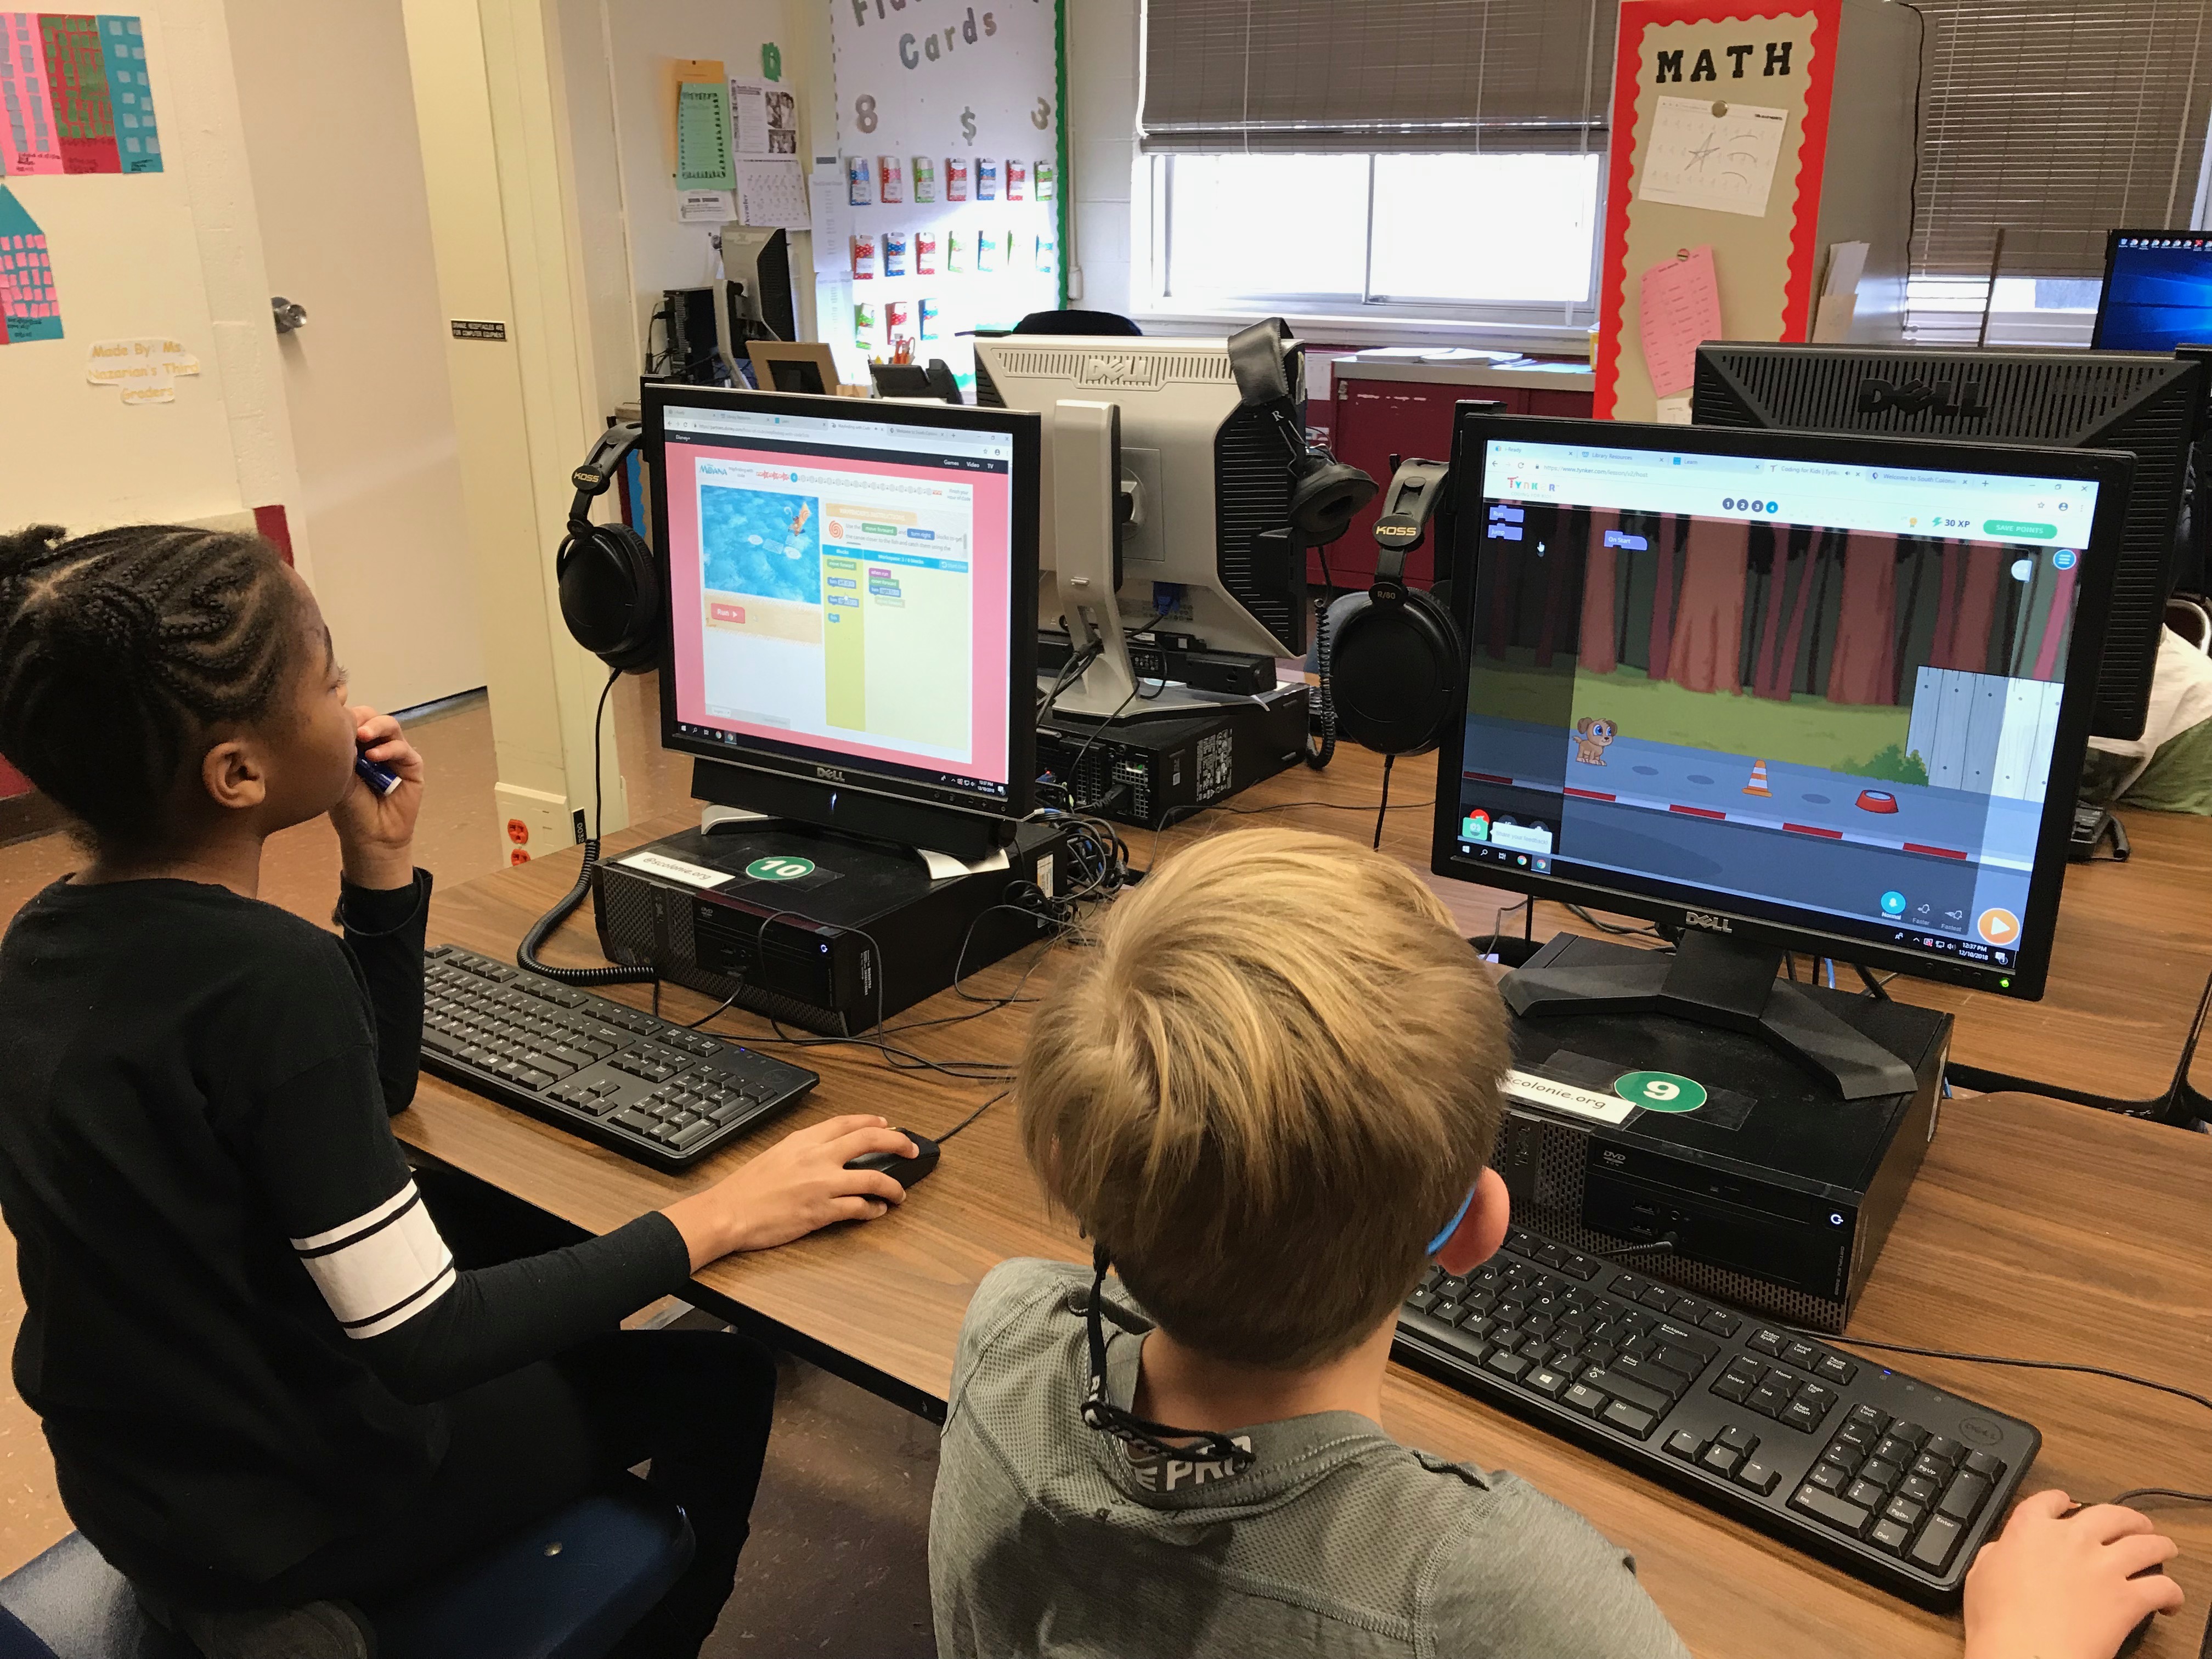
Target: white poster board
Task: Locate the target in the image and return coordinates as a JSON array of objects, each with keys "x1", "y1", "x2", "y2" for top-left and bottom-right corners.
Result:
[{"x1": 823, "y1": 0, "x2": 1064, "y2": 389}]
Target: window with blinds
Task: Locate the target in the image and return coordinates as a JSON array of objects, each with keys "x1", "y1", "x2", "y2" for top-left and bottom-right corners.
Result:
[
  {"x1": 1139, "y1": 0, "x2": 1616, "y2": 155},
  {"x1": 1912, "y1": 0, "x2": 2212, "y2": 282}
]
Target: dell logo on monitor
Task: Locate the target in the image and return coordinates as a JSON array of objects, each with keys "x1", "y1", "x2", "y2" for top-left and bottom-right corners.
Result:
[
  {"x1": 1681, "y1": 911, "x2": 1733, "y2": 933},
  {"x1": 814, "y1": 765, "x2": 848, "y2": 783},
  {"x1": 1855, "y1": 377, "x2": 1990, "y2": 419}
]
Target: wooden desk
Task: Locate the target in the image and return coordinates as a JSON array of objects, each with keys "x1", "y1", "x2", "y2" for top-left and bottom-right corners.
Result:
[{"x1": 401, "y1": 813, "x2": 2212, "y2": 1659}]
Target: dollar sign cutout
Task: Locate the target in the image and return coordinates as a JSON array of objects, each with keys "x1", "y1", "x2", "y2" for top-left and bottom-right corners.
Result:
[
  {"x1": 960, "y1": 106, "x2": 977, "y2": 143},
  {"x1": 855, "y1": 94, "x2": 879, "y2": 134},
  {"x1": 1031, "y1": 97, "x2": 1051, "y2": 130}
]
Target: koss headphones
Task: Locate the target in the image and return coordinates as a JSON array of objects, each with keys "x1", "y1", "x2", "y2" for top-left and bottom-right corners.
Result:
[
  {"x1": 557, "y1": 422, "x2": 661, "y2": 673},
  {"x1": 1324, "y1": 456, "x2": 1465, "y2": 756},
  {"x1": 1226, "y1": 318, "x2": 1377, "y2": 543}
]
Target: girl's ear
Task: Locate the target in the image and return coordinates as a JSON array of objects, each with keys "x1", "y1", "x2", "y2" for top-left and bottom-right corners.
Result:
[
  {"x1": 200, "y1": 738, "x2": 268, "y2": 814},
  {"x1": 1436, "y1": 1165, "x2": 1510, "y2": 1277}
]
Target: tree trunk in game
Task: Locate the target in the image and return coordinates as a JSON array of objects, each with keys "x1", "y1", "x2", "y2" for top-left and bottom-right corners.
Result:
[
  {"x1": 1826, "y1": 534, "x2": 1899, "y2": 705},
  {"x1": 1581, "y1": 538, "x2": 1619, "y2": 675},
  {"x1": 1647, "y1": 517, "x2": 1683, "y2": 680},
  {"x1": 1664, "y1": 517, "x2": 1749, "y2": 694},
  {"x1": 1934, "y1": 543, "x2": 2004, "y2": 674}
]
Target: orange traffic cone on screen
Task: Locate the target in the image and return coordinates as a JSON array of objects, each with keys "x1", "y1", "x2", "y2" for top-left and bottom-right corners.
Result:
[{"x1": 1743, "y1": 759, "x2": 1773, "y2": 797}]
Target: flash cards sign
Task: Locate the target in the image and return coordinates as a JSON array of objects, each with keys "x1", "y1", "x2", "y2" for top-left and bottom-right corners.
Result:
[{"x1": 835, "y1": 1, "x2": 1059, "y2": 155}]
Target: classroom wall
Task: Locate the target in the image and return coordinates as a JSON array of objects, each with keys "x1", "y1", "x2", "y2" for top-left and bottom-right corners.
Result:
[
  {"x1": 2, "y1": 0, "x2": 299, "y2": 535},
  {"x1": 562, "y1": 0, "x2": 819, "y2": 419},
  {"x1": 224, "y1": 0, "x2": 486, "y2": 714}
]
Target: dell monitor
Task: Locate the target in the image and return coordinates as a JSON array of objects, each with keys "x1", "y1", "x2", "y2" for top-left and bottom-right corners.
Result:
[
  {"x1": 646, "y1": 386, "x2": 1040, "y2": 859},
  {"x1": 1434, "y1": 413, "x2": 2129, "y2": 1098},
  {"x1": 2092, "y1": 231, "x2": 2212, "y2": 351},
  {"x1": 972, "y1": 334, "x2": 1309, "y2": 657},
  {"x1": 1691, "y1": 342, "x2": 2202, "y2": 742}
]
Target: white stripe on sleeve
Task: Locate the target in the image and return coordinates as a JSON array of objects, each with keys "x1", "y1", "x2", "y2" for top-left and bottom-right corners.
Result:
[{"x1": 290, "y1": 1181, "x2": 456, "y2": 1340}]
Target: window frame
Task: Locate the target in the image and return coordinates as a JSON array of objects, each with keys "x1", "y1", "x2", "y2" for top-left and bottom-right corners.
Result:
[{"x1": 1133, "y1": 150, "x2": 1607, "y2": 350}]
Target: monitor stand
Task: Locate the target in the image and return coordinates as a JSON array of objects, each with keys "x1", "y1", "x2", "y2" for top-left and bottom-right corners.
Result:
[{"x1": 1499, "y1": 930, "x2": 1919, "y2": 1102}]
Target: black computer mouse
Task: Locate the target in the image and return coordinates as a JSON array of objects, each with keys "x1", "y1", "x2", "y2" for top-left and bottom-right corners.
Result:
[
  {"x1": 844, "y1": 1130, "x2": 940, "y2": 1192},
  {"x1": 2116, "y1": 1562, "x2": 2164, "y2": 1659}
]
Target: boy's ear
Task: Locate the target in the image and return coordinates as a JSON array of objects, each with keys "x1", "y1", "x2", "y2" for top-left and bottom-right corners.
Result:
[
  {"x1": 1435, "y1": 1166, "x2": 1510, "y2": 1277},
  {"x1": 200, "y1": 738, "x2": 269, "y2": 814}
]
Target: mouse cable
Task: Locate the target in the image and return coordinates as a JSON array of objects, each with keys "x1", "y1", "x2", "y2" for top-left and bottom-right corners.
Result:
[
  {"x1": 1373, "y1": 754, "x2": 1396, "y2": 850},
  {"x1": 1780, "y1": 1325, "x2": 2212, "y2": 1421},
  {"x1": 2107, "y1": 1488, "x2": 2212, "y2": 1508},
  {"x1": 1592, "y1": 1237, "x2": 1677, "y2": 1259},
  {"x1": 936, "y1": 1089, "x2": 1010, "y2": 1145}
]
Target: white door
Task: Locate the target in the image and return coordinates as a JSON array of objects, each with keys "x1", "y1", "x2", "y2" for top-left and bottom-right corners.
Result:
[{"x1": 223, "y1": 0, "x2": 484, "y2": 714}]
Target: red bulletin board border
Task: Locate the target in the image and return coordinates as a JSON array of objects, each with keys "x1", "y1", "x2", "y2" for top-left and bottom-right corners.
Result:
[{"x1": 1594, "y1": 0, "x2": 1843, "y2": 419}]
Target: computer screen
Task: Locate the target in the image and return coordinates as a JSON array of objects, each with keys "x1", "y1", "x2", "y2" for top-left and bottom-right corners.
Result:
[
  {"x1": 649, "y1": 388, "x2": 1039, "y2": 822},
  {"x1": 2094, "y1": 231, "x2": 2212, "y2": 351},
  {"x1": 1434, "y1": 416, "x2": 2131, "y2": 1000}
]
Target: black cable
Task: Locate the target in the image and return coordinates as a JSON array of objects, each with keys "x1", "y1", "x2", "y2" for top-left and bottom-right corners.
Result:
[
  {"x1": 1062, "y1": 680, "x2": 1144, "y2": 810},
  {"x1": 682, "y1": 984, "x2": 746, "y2": 1029},
  {"x1": 935, "y1": 1088, "x2": 1009, "y2": 1144},
  {"x1": 1567, "y1": 902, "x2": 1664, "y2": 940},
  {"x1": 1854, "y1": 961, "x2": 1895, "y2": 1000},
  {"x1": 1594, "y1": 1238, "x2": 1677, "y2": 1259},
  {"x1": 2108, "y1": 1488, "x2": 2212, "y2": 1508},
  {"x1": 516, "y1": 669, "x2": 657, "y2": 987},
  {"x1": 1785, "y1": 1326, "x2": 2212, "y2": 1420},
  {"x1": 1373, "y1": 753, "x2": 1395, "y2": 850}
]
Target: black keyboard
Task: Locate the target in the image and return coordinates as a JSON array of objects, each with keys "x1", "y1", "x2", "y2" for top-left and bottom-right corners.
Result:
[
  {"x1": 421, "y1": 945, "x2": 817, "y2": 1170},
  {"x1": 1395, "y1": 1225, "x2": 2039, "y2": 1605}
]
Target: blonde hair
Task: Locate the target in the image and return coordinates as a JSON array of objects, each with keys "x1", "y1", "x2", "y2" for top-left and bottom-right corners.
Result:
[{"x1": 1019, "y1": 827, "x2": 1511, "y2": 1369}]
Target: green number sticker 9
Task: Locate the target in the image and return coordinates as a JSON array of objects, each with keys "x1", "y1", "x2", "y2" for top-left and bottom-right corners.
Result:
[
  {"x1": 1613, "y1": 1070, "x2": 1708, "y2": 1113},
  {"x1": 744, "y1": 856, "x2": 816, "y2": 882}
]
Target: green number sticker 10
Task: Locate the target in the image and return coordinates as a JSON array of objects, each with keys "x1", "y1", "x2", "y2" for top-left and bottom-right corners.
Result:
[
  {"x1": 1613, "y1": 1070, "x2": 1708, "y2": 1113},
  {"x1": 745, "y1": 856, "x2": 816, "y2": 882}
]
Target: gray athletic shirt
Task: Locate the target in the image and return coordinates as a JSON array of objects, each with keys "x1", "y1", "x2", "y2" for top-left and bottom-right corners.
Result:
[{"x1": 930, "y1": 1259, "x2": 1692, "y2": 1659}]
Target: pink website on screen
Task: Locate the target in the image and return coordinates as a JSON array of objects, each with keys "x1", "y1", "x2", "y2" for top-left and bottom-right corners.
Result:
[{"x1": 662, "y1": 407, "x2": 1014, "y2": 800}]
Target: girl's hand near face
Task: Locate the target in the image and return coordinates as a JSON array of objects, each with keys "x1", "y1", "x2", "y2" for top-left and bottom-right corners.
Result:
[{"x1": 330, "y1": 707, "x2": 424, "y2": 889}]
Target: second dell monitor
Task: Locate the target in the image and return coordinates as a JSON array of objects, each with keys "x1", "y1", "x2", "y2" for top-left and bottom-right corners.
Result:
[{"x1": 1436, "y1": 415, "x2": 2129, "y2": 1005}]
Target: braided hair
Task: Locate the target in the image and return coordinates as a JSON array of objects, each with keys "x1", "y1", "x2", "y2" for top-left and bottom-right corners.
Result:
[{"x1": 0, "y1": 523, "x2": 307, "y2": 855}]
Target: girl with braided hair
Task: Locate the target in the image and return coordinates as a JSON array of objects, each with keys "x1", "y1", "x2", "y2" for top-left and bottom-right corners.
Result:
[{"x1": 0, "y1": 524, "x2": 919, "y2": 1657}]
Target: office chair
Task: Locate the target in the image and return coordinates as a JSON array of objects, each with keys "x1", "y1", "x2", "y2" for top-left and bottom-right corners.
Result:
[
  {"x1": 0, "y1": 1482, "x2": 693, "y2": 1659},
  {"x1": 1011, "y1": 308, "x2": 1142, "y2": 336}
]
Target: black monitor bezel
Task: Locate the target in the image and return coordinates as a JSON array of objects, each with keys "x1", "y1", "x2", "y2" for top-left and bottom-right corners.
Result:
[
  {"x1": 646, "y1": 383, "x2": 1041, "y2": 827},
  {"x1": 2091, "y1": 228, "x2": 2212, "y2": 350},
  {"x1": 1430, "y1": 412, "x2": 2135, "y2": 1001}
]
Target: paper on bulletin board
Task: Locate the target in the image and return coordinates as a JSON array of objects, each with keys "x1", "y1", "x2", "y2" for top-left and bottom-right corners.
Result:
[
  {"x1": 86, "y1": 335, "x2": 199, "y2": 403},
  {"x1": 1639, "y1": 246, "x2": 1723, "y2": 398},
  {"x1": 678, "y1": 189, "x2": 733, "y2": 224},
  {"x1": 729, "y1": 78, "x2": 799, "y2": 157},
  {"x1": 676, "y1": 79, "x2": 735, "y2": 190},
  {"x1": 810, "y1": 162, "x2": 849, "y2": 273},
  {"x1": 1637, "y1": 97, "x2": 1788, "y2": 218},
  {"x1": 735, "y1": 157, "x2": 810, "y2": 230}
]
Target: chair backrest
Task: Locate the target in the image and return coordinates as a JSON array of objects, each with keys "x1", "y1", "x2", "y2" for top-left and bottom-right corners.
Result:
[{"x1": 1011, "y1": 308, "x2": 1141, "y2": 336}]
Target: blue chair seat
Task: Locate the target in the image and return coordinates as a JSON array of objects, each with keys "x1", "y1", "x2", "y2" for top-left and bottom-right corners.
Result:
[{"x1": 0, "y1": 1481, "x2": 693, "y2": 1659}]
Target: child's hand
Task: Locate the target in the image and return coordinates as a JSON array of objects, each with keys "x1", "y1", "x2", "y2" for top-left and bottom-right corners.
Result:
[
  {"x1": 331, "y1": 706, "x2": 423, "y2": 889},
  {"x1": 1965, "y1": 1489, "x2": 2183, "y2": 1659},
  {"x1": 661, "y1": 1115, "x2": 914, "y2": 1268}
]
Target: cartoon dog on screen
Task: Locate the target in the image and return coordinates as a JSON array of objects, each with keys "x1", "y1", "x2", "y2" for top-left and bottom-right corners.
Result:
[{"x1": 1572, "y1": 717, "x2": 1617, "y2": 765}]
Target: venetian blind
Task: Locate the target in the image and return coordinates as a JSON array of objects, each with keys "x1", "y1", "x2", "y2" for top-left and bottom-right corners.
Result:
[
  {"x1": 1138, "y1": 0, "x2": 1616, "y2": 155},
  {"x1": 1913, "y1": 0, "x2": 2212, "y2": 280}
]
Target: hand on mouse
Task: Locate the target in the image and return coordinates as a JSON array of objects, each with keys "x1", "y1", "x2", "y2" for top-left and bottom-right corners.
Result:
[
  {"x1": 661, "y1": 1115, "x2": 917, "y2": 1268},
  {"x1": 331, "y1": 706, "x2": 423, "y2": 890},
  {"x1": 1964, "y1": 1489, "x2": 2184, "y2": 1659}
]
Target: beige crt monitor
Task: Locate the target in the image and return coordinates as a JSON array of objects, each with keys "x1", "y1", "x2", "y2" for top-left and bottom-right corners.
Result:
[{"x1": 970, "y1": 335, "x2": 1308, "y2": 658}]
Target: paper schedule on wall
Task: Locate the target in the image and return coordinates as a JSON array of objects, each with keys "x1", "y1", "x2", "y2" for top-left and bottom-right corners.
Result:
[
  {"x1": 0, "y1": 184, "x2": 59, "y2": 341},
  {"x1": 1638, "y1": 245, "x2": 1723, "y2": 398},
  {"x1": 675, "y1": 77, "x2": 733, "y2": 190},
  {"x1": 1637, "y1": 97, "x2": 1787, "y2": 218},
  {"x1": 735, "y1": 157, "x2": 809, "y2": 230}
]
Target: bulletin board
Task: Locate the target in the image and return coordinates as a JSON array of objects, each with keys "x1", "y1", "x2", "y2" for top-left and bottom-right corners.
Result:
[
  {"x1": 821, "y1": 0, "x2": 1068, "y2": 387},
  {"x1": 1594, "y1": 0, "x2": 1841, "y2": 422}
]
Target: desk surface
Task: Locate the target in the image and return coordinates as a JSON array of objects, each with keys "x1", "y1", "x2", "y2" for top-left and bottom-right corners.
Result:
[{"x1": 401, "y1": 788, "x2": 2212, "y2": 1659}]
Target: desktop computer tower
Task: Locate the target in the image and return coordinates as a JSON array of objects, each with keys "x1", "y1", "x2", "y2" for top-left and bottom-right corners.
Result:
[
  {"x1": 593, "y1": 820, "x2": 1074, "y2": 1037},
  {"x1": 1491, "y1": 937, "x2": 1950, "y2": 1334}
]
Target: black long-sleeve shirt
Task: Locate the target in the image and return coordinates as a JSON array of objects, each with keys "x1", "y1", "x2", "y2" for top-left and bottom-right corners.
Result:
[{"x1": 0, "y1": 872, "x2": 691, "y2": 1598}]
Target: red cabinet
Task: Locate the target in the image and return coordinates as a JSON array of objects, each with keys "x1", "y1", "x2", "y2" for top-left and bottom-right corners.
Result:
[{"x1": 1317, "y1": 362, "x2": 1595, "y2": 589}]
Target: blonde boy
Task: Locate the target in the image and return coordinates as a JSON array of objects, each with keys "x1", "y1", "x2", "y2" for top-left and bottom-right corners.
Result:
[{"x1": 929, "y1": 828, "x2": 2184, "y2": 1659}]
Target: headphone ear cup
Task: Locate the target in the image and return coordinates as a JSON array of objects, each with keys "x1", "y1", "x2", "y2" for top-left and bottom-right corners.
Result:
[
  {"x1": 559, "y1": 523, "x2": 662, "y2": 673},
  {"x1": 1288, "y1": 458, "x2": 1378, "y2": 544},
  {"x1": 1328, "y1": 586, "x2": 1463, "y2": 756}
]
